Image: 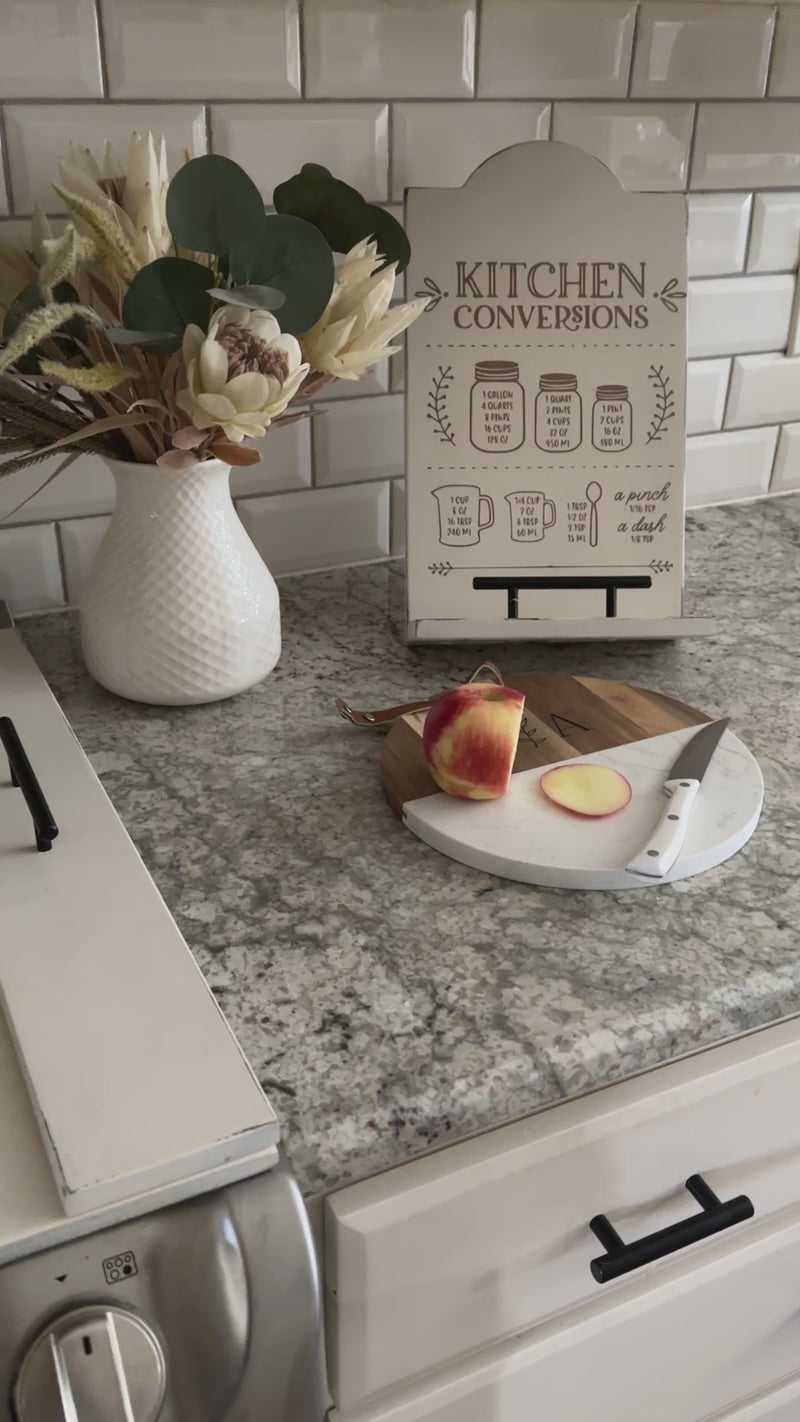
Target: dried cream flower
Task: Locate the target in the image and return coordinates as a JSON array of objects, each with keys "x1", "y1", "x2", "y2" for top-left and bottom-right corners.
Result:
[
  {"x1": 177, "y1": 306, "x2": 309, "y2": 443},
  {"x1": 55, "y1": 131, "x2": 172, "y2": 285},
  {"x1": 300, "y1": 238, "x2": 425, "y2": 380}
]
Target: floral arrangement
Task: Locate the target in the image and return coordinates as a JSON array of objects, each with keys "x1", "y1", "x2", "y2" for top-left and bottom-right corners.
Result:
[{"x1": 0, "y1": 134, "x2": 425, "y2": 499}]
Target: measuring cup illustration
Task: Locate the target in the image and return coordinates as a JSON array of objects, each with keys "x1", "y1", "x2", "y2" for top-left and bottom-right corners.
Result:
[
  {"x1": 505, "y1": 490, "x2": 557, "y2": 542},
  {"x1": 432, "y1": 485, "x2": 495, "y2": 547}
]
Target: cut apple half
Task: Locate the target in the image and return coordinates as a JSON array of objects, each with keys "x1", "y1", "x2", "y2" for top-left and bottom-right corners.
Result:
[{"x1": 540, "y1": 763, "x2": 632, "y2": 818}]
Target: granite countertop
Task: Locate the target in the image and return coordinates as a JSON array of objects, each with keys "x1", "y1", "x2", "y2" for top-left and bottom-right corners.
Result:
[{"x1": 19, "y1": 497, "x2": 800, "y2": 1198}]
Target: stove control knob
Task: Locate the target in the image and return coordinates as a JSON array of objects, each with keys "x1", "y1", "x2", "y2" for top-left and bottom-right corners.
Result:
[{"x1": 13, "y1": 1304, "x2": 166, "y2": 1422}]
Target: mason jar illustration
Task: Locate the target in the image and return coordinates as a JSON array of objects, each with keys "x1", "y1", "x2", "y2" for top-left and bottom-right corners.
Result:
[
  {"x1": 534, "y1": 373, "x2": 582, "y2": 453},
  {"x1": 469, "y1": 360, "x2": 525, "y2": 453},
  {"x1": 592, "y1": 384, "x2": 632, "y2": 452}
]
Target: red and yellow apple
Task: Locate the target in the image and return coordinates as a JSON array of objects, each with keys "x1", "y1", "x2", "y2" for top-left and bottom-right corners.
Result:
[
  {"x1": 422, "y1": 682, "x2": 525, "y2": 800},
  {"x1": 540, "y1": 763, "x2": 632, "y2": 817}
]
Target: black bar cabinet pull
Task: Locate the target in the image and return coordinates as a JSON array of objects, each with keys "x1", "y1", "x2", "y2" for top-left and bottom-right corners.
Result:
[
  {"x1": 589, "y1": 1174, "x2": 754, "y2": 1284},
  {"x1": 0, "y1": 716, "x2": 59, "y2": 852}
]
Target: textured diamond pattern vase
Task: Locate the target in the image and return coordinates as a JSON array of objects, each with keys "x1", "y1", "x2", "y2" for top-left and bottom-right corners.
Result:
[{"x1": 81, "y1": 458, "x2": 281, "y2": 705}]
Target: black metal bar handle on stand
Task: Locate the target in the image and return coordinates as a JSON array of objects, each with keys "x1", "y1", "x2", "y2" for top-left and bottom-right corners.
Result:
[
  {"x1": 589, "y1": 1174, "x2": 754, "y2": 1284},
  {"x1": 0, "y1": 716, "x2": 59, "y2": 852}
]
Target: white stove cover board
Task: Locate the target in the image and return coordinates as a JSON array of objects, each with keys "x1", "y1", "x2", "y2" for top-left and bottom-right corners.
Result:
[
  {"x1": 0, "y1": 628, "x2": 278, "y2": 1222},
  {"x1": 403, "y1": 727, "x2": 763, "y2": 890}
]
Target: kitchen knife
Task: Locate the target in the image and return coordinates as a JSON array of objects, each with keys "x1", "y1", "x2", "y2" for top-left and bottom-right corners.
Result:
[{"x1": 626, "y1": 718, "x2": 730, "y2": 879}]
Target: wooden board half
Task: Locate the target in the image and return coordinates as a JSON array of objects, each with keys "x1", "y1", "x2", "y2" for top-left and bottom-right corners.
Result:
[{"x1": 381, "y1": 672, "x2": 709, "y2": 817}]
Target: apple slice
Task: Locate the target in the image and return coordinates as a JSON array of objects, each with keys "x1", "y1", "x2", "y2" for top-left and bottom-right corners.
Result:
[{"x1": 540, "y1": 763, "x2": 632, "y2": 818}]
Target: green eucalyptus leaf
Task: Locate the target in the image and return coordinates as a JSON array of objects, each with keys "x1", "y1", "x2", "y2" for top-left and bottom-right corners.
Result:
[
  {"x1": 3, "y1": 280, "x2": 83, "y2": 373},
  {"x1": 106, "y1": 327, "x2": 181, "y2": 347},
  {"x1": 228, "y1": 214, "x2": 334, "y2": 333},
  {"x1": 208, "y1": 284, "x2": 286, "y2": 312},
  {"x1": 122, "y1": 258, "x2": 213, "y2": 345},
  {"x1": 273, "y1": 166, "x2": 410, "y2": 272},
  {"x1": 166, "y1": 154, "x2": 266, "y2": 256}
]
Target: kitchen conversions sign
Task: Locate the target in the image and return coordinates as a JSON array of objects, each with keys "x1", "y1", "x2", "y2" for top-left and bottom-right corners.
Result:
[{"x1": 404, "y1": 141, "x2": 707, "y2": 642}]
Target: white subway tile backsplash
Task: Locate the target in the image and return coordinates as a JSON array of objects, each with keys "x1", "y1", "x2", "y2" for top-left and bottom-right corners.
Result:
[
  {"x1": 478, "y1": 1, "x2": 635, "y2": 100},
  {"x1": 686, "y1": 358, "x2": 731, "y2": 434},
  {"x1": 692, "y1": 103, "x2": 800, "y2": 190},
  {"x1": 0, "y1": 454, "x2": 113, "y2": 526},
  {"x1": 313, "y1": 394, "x2": 404, "y2": 485},
  {"x1": 769, "y1": 6, "x2": 800, "y2": 98},
  {"x1": 688, "y1": 274, "x2": 794, "y2": 357},
  {"x1": 725, "y1": 352, "x2": 800, "y2": 428},
  {"x1": 59, "y1": 515, "x2": 111, "y2": 604},
  {"x1": 101, "y1": 0, "x2": 301, "y2": 100},
  {"x1": 0, "y1": 157, "x2": 9, "y2": 220},
  {"x1": 0, "y1": 0, "x2": 102, "y2": 101},
  {"x1": 0, "y1": 523, "x2": 64, "y2": 613},
  {"x1": 237, "y1": 482, "x2": 390, "y2": 574},
  {"x1": 211, "y1": 103, "x2": 388, "y2": 203},
  {"x1": 229, "y1": 416, "x2": 312, "y2": 497},
  {"x1": 392, "y1": 102, "x2": 549, "y2": 200},
  {"x1": 685, "y1": 426, "x2": 778, "y2": 505},
  {"x1": 4, "y1": 104, "x2": 207, "y2": 216},
  {"x1": 687, "y1": 193, "x2": 751, "y2": 277},
  {"x1": 391, "y1": 479, "x2": 405, "y2": 556},
  {"x1": 770, "y1": 421, "x2": 800, "y2": 490},
  {"x1": 304, "y1": 0, "x2": 475, "y2": 99},
  {"x1": 631, "y1": 3, "x2": 773, "y2": 100},
  {"x1": 551, "y1": 102, "x2": 694, "y2": 191},
  {"x1": 747, "y1": 193, "x2": 800, "y2": 272}
]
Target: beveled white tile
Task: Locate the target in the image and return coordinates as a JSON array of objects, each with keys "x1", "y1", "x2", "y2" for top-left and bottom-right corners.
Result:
[
  {"x1": 0, "y1": 453, "x2": 113, "y2": 526},
  {"x1": 4, "y1": 104, "x2": 207, "y2": 216},
  {"x1": 632, "y1": 3, "x2": 773, "y2": 99},
  {"x1": 685, "y1": 358, "x2": 731, "y2": 434},
  {"x1": 478, "y1": 0, "x2": 635, "y2": 99},
  {"x1": 687, "y1": 193, "x2": 751, "y2": 277},
  {"x1": 102, "y1": 0, "x2": 301, "y2": 100},
  {"x1": 304, "y1": 0, "x2": 475, "y2": 98},
  {"x1": 313, "y1": 394, "x2": 404, "y2": 485},
  {"x1": 747, "y1": 193, "x2": 800, "y2": 272},
  {"x1": 688, "y1": 274, "x2": 794, "y2": 357},
  {"x1": 551, "y1": 102, "x2": 694, "y2": 191},
  {"x1": 0, "y1": 0, "x2": 102, "y2": 99},
  {"x1": 237, "y1": 481, "x2": 390, "y2": 574},
  {"x1": 771, "y1": 421, "x2": 800, "y2": 490},
  {"x1": 212, "y1": 103, "x2": 388, "y2": 203},
  {"x1": 0, "y1": 160, "x2": 9, "y2": 219},
  {"x1": 685, "y1": 426, "x2": 778, "y2": 506},
  {"x1": 59, "y1": 515, "x2": 111, "y2": 605},
  {"x1": 725, "y1": 352, "x2": 800, "y2": 427},
  {"x1": 390, "y1": 335, "x2": 406, "y2": 393},
  {"x1": 391, "y1": 479, "x2": 405, "y2": 556},
  {"x1": 692, "y1": 103, "x2": 800, "y2": 190},
  {"x1": 229, "y1": 415, "x2": 312, "y2": 497},
  {"x1": 769, "y1": 6, "x2": 800, "y2": 97},
  {"x1": 0, "y1": 523, "x2": 64, "y2": 613},
  {"x1": 392, "y1": 102, "x2": 549, "y2": 200}
]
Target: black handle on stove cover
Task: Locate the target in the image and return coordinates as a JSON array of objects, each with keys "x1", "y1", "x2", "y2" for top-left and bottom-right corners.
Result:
[
  {"x1": 0, "y1": 715, "x2": 58, "y2": 851},
  {"x1": 589, "y1": 1174, "x2": 754, "y2": 1284}
]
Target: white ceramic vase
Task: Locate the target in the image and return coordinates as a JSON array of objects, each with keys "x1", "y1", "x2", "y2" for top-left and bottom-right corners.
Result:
[{"x1": 80, "y1": 457, "x2": 281, "y2": 705}]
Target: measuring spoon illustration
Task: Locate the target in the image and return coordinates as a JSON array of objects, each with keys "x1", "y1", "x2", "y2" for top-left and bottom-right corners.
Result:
[{"x1": 586, "y1": 481, "x2": 602, "y2": 548}]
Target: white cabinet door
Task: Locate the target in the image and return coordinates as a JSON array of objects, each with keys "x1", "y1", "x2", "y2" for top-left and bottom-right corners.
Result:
[
  {"x1": 330, "y1": 1207, "x2": 800, "y2": 1422},
  {"x1": 713, "y1": 1376, "x2": 800, "y2": 1421},
  {"x1": 327, "y1": 1021, "x2": 800, "y2": 1412}
]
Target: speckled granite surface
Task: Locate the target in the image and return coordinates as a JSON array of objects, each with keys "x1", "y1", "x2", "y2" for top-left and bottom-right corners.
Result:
[{"x1": 18, "y1": 497, "x2": 800, "y2": 1197}]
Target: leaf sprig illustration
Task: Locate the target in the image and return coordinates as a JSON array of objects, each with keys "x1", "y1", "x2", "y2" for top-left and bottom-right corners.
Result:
[
  {"x1": 415, "y1": 275, "x2": 445, "y2": 312},
  {"x1": 646, "y1": 365, "x2": 675, "y2": 444},
  {"x1": 427, "y1": 365, "x2": 455, "y2": 445},
  {"x1": 428, "y1": 561, "x2": 453, "y2": 576},
  {"x1": 649, "y1": 559, "x2": 674, "y2": 574},
  {"x1": 655, "y1": 276, "x2": 686, "y2": 313}
]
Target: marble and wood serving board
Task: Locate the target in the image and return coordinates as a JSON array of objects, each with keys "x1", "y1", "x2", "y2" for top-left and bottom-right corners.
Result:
[{"x1": 381, "y1": 674, "x2": 763, "y2": 890}]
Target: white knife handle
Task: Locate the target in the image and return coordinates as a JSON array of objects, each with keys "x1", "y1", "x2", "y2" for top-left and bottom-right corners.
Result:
[{"x1": 626, "y1": 778, "x2": 701, "y2": 879}]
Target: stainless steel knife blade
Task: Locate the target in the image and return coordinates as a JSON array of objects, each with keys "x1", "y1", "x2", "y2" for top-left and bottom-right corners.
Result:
[{"x1": 666, "y1": 717, "x2": 730, "y2": 783}]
